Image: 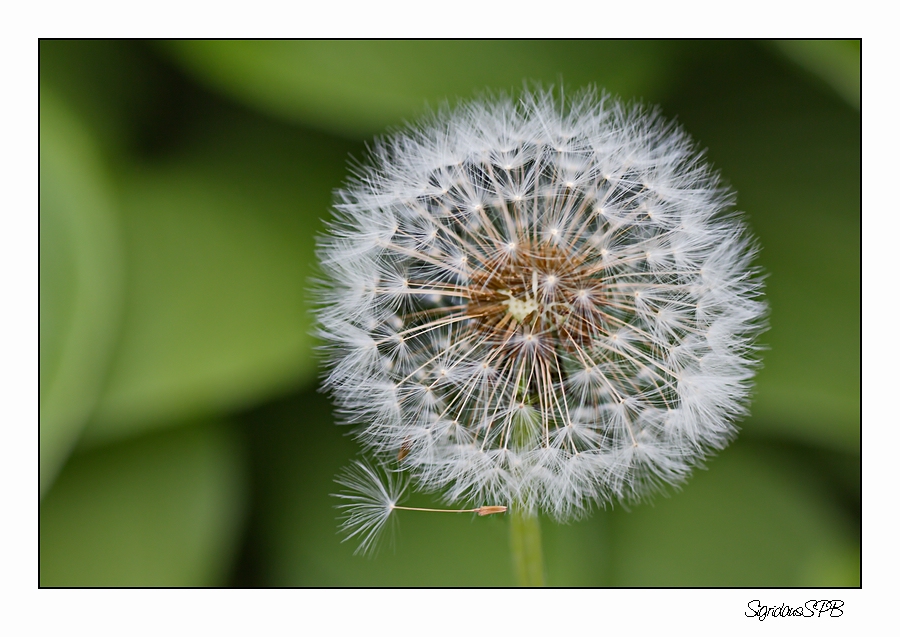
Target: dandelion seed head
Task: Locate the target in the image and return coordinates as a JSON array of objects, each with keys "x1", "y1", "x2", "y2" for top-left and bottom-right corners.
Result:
[{"x1": 318, "y1": 88, "x2": 766, "y2": 521}]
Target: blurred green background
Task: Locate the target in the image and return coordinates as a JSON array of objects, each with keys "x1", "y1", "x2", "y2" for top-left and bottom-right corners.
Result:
[{"x1": 39, "y1": 40, "x2": 860, "y2": 587}]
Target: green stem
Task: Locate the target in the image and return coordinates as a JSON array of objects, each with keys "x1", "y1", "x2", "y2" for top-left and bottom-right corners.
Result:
[{"x1": 509, "y1": 506, "x2": 545, "y2": 586}]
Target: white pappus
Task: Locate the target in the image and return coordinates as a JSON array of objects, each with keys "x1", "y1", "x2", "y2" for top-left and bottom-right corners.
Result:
[{"x1": 317, "y1": 88, "x2": 766, "y2": 545}]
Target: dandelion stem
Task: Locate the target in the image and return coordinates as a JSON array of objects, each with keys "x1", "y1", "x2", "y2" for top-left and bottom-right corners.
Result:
[{"x1": 509, "y1": 506, "x2": 545, "y2": 587}]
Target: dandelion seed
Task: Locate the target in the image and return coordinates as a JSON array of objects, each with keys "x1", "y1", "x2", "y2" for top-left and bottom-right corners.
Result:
[
  {"x1": 333, "y1": 461, "x2": 406, "y2": 556},
  {"x1": 318, "y1": 88, "x2": 766, "y2": 526},
  {"x1": 334, "y1": 460, "x2": 506, "y2": 555}
]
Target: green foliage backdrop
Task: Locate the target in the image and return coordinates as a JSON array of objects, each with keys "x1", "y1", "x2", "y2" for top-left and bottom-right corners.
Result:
[{"x1": 39, "y1": 39, "x2": 860, "y2": 587}]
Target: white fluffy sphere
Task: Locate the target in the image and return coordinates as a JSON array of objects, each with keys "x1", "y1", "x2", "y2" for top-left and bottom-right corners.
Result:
[{"x1": 317, "y1": 89, "x2": 766, "y2": 520}]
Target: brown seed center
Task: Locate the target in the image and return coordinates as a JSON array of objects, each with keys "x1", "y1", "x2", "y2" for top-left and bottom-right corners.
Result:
[{"x1": 465, "y1": 241, "x2": 607, "y2": 346}]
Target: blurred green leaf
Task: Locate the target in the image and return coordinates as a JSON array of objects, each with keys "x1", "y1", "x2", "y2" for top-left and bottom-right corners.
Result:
[
  {"x1": 81, "y1": 112, "x2": 355, "y2": 445},
  {"x1": 40, "y1": 421, "x2": 246, "y2": 586},
  {"x1": 39, "y1": 40, "x2": 164, "y2": 155},
  {"x1": 40, "y1": 87, "x2": 125, "y2": 494},
  {"x1": 606, "y1": 444, "x2": 859, "y2": 586},
  {"x1": 799, "y1": 543, "x2": 861, "y2": 587},
  {"x1": 163, "y1": 40, "x2": 684, "y2": 138},
  {"x1": 541, "y1": 508, "x2": 611, "y2": 586},
  {"x1": 662, "y1": 42, "x2": 860, "y2": 453},
  {"x1": 769, "y1": 40, "x2": 860, "y2": 110}
]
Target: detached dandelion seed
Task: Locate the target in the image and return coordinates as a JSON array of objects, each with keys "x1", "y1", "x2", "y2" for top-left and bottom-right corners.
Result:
[
  {"x1": 333, "y1": 461, "x2": 407, "y2": 556},
  {"x1": 334, "y1": 460, "x2": 507, "y2": 556},
  {"x1": 318, "y1": 88, "x2": 766, "y2": 560}
]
